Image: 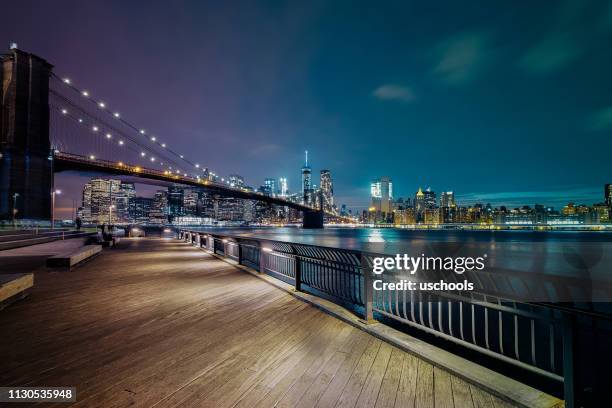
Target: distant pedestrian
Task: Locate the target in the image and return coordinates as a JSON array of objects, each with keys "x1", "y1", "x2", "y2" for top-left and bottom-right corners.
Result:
[{"x1": 75, "y1": 216, "x2": 82, "y2": 231}]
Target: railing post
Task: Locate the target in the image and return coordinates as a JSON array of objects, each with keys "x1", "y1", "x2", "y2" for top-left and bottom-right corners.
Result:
[
  {"x1": 562, "y1": 312, "x2": 578, "y2": 408},
  {"x1": 237, "y1": 241, "x2": 243, "y2": 265},
  {"x1": 292, "y1": 246, "x2": 301, "y2": 292},
  {"x1": 259, "y1": 244, "x2": 265, "y2": 273},
  {"x1": 362, "y1": 254, "x2": 374, "y2": 323},
  {"x1": 212, "y1": 237, "x2": 217, "y2": 254}
]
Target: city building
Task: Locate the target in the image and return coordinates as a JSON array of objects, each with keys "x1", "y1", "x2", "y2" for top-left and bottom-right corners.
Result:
[
  {"x1": 129, "y1": 197, "x2": 153, "y2": 223},
  {"x1": 440, "y1": 191, "x2": 455, "y2": 208},
  {"x1": 229, "y1": 174, "x2": 245, "y2": 188},
  {"x1": 167, "y1": 186, "x2": 185, "y2": 220},
  {"x1": 371, "y1": 177, "x2": 393, "y2": 223},
  {"x1": 78, "y1": 178, "x2": 132, "y2": 224},
  {"x1": 301, "y1": 150, "x2": 312, "y2": 205},
  {"x1": 279, "y1": 177, "x2": 288, "y2": 197},
  {"x1": 320, "y1": 170, "x2": 335, "y2": 213},
  {"x1": 264, "y1": 178, "x2": 277, "y2": 197},
  {"x1": 149, "y1": 190, "x2": 168, "y2": 224}
]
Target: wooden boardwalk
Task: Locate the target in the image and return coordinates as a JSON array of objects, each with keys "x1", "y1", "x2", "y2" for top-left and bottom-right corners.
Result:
[{"x1": 0, "y1": 238, "x2": 516, "y2": 407}]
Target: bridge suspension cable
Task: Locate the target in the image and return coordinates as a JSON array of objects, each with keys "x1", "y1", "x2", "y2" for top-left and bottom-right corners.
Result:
[{"x1": 49, "y1": 73, "x2": 221, "y2": 181}]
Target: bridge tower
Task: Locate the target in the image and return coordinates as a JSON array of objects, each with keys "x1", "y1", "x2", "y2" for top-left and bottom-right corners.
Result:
[{"x1": 0, "y1": 46, "x2": 53, "y2": 222}]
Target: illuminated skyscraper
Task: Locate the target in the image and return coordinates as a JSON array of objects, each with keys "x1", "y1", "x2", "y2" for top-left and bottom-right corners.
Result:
[
  {"x1": 229, "y1": 174, "x2": 244, "y2": 188},
  {"x1": 301, "y1": 150, "x2": 312, "y2": 204},
  {"x1": 606, "y1": 184, "x2": 612, "y2": 207},
  {"x1": 440, "y1": 191, "x2": 455, "y2": 208},
  {"x1": 320, "y1": 170, "x2": 334, "y2": 213},
  {"x1": 279, "y1": 177, "x2": 288, "y2": 197},
  {"x1": 264, "y1": 178, "x2": 277, "y2": 196},
  {"x1": 371, "y1": 177, "x2": 393, "y2": 219}
]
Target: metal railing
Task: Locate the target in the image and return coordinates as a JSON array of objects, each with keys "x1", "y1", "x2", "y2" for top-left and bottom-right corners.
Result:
[{"x1": 178, "y1": 229, "x2": 612, "y2": 407}]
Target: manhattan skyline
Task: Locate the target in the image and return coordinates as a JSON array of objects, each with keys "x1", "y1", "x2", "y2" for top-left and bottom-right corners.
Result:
[{"x1": 2, "y1": 1, "x2": 611, "y2": 216}]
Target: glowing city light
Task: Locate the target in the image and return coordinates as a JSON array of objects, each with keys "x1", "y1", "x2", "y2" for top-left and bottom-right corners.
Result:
[
  {"x1": 141, "y1": 152, "x2": 146, "y2": 157},
  {"x1": 161, "y1": 143, "x2": 166, "y2": 148},
  {"x1": 114, "y1": 112, "x2": 120, "y2": 118},
  {"x1": 140, "y1": 129, "x2": 145, "y2": 134},
  {"x1": 106, "y1": 133, "x2": 112, "y2": 139},
  {"x1": 78, "y1": 118, "x2": 83, "y2": 123},
  {"x1": 61, "y1": 109, "x2": 68, "y2": 114},
  {"x1": 82, "y1": 90, "x2": 89, "y2": 97},
  {"x1": 98, "y1": 102, "x2": 105, "y2": 108},
  {"x1": 195, "y1": 164, "x2": 200, "y2": 168},
  {"x1": 89, "y1": 155, "x2": 95, "y2": 160},
  {"x1": 150, "y1": 136, "x2": 156, "y2": 141},
  {"x1": 92, "y1": 126, "x2": 99, "y2": 132},
  {"x1": 118, "y1": 140, "x2": 124, "y2": 145},
  {"x1": 63, "y1": 78, "x2": 70, "y2": 84}
]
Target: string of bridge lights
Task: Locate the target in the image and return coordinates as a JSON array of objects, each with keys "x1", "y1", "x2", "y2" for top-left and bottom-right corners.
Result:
[{"x1": 50, "y1": 73, "x2": 227, "y2": 182}]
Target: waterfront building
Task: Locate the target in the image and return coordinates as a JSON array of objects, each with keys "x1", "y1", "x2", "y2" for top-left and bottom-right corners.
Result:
[
  {"x1": 320, "y1": 170, "x2": 334, "y2": 213},
  {"x1": 115, "y1": 182, "x2": 136, "y2": 223},
  {"x1": 301, "y1": 150, "x2": 312, "y2": 205},
  {"x1": 129, "y1": 197, "x2": 153, "y2": 223},
  {"x1": 149, "y1": 190, "x2": 168, "y2": 224},
  {"x1": 183, "y1": 189, "x2": 199, "y2": 216},
  {"x1": 279, "y1": 177, "x2": 288, "y2": 197},
  {"x1": 229, "y1": 174, "x2": 245, "y2": 188},
  {"x1": 371, "y1": 177, "x2": 392, "y2": 222},
  {"x1": 78, "y1": 178, "x2": 132, "y2": 224},
  {"x1": 414, "y1": 187, "x2": 424, "y2": 218},
  {"x1": 423, "y1": 208, "x2": 440, "y2": 225},
  {"x1": 440, "y1": 191, "x2": 455, "y2": 208},
  {"x1": 168, "y1": 186, "x2": 185, "y2": 220},
  {"x1": 606, "y1": 184, "x2": 612, "y2": 207},
  {"x1": 264, "y1": 178, "x2": 277, "y2": 196},
  {"x1": 423, "y1": 188, "x2": 436, "y2": 209}
]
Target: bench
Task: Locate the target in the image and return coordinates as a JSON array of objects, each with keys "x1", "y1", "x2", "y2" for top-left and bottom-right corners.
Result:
[
  {"x1": 0, "y1": 274, "x2": 34, "y2": 310},
  {"x1": 46, "y1": 245, "x2": 102, "y2": 268}
]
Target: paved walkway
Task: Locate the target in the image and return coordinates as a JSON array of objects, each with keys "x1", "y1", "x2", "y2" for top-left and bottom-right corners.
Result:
[{"x1": 0, "y1": 238, "x2": 515, "y2": 407}]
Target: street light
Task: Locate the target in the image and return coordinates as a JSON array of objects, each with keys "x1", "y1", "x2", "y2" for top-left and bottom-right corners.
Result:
[
  {"x1": 51, "y1": 189, "x2": 61, "y2": 229},
  {"x1": 12, "y1": 193, "x2": 19, "y2": 228}
]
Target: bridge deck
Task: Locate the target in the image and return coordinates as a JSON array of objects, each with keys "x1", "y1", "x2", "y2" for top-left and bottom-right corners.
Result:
[{"x1": 0, "y1": 239, "x2": 514, "y2": 408}]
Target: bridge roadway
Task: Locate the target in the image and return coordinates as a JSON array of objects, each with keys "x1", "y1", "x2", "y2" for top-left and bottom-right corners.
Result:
[
  {"x1": 53, "y1": 151, "x2": 322, "y2": 214},
  {"x1": 0, "y1": 238, "x2": 513, "y2": 407}
]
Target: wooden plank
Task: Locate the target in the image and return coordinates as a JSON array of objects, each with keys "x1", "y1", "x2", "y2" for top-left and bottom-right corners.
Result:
[
  {"x1": 314, "y1": 331, "x2": 373, "y2": 408},
  {"x1": 471, "y1": 384, "x2": 495, "y2": 408},
  {"x1": 415, "y1": 359, "x2": 434, "y2": 408},
  {"x1": 354, "y1": 342, "x2": 393, "y2": 408},
  {"x1": 394, "y1": 353, "x2": 418, "y2": 408},
  {"x1": 374, "y1": 347, "x2": 404, "y2": 408},
  {"x1": 334, "y1": 338, "x2": 382, "y2": 408},
  {"x1": 434, "y1": 366, "x2": 454, "y2": 408},
  {"x1": 450, "y1": 375, "x2": 475, "y2": 408}
]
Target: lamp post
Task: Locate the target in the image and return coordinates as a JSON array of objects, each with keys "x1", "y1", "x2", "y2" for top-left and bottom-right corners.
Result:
[
  {"x1": 12, "y1": 193, "x2": 19, "y2": 229},
  {"x1": 51, "y1": 189, "x2": 61, "y2": 229}
]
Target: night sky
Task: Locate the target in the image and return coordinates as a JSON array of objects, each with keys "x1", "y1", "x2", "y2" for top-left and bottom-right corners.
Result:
[{"x1": 2, "y1": 1, "x2": 611, "y2": 218}]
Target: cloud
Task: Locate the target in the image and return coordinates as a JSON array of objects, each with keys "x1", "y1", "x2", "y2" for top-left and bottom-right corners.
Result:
[
  {"x1": 433, "y1": 32, "x2": 489, "y2": 85},
  {"x1": 372, "y1": 84, "x2": 415, "y2": 102},
  {"x1": 457, "y1": 186, "x2": 601, "y2": 208},
  {"x1": 587, "y1": 107, "x2": 612, "y2": 131},
  {"x1": 519, "y1": 34, "x2": 581, "y2": 74},
  {"x1": 249, "y1": 143, "x2": 282, "y2": 156}
]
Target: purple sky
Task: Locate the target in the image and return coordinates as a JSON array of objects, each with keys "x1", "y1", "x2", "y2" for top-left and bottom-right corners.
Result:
[{"x1": 3, "y1": 1, "x2": 611, "y2": 219}]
